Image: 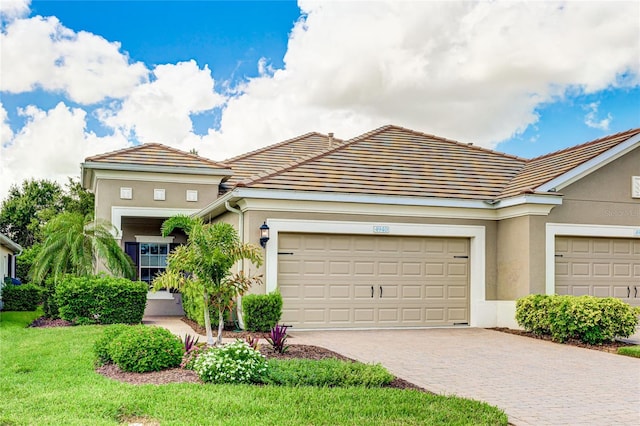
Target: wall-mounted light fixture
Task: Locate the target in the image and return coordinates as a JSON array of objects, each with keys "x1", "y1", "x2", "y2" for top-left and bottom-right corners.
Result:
[{"x1": 259, "y1": 222, "x2": 270, "y2": 248}]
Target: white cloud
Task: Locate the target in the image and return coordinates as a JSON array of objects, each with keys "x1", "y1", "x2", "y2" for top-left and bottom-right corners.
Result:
[
  {"x1": 1, "y1": 1, "x2": 639, "y2": 199},
  {"x1": 0, "y1": 0, "x2": 30, "y2": 21},
  {"x1": 207, "y1": 0, "x2": 640, "y2": 158},
  {"x1": 0, "y1": 15, "x2": 148, "y2": 104},
  {"x1": 0, "y1": 102, "x2": 130, "y2": 198},
  {"x1": 583, "y1": 102, "x2": 612, "y2": 130},
  {"x1": 98, "y1": 61, "x2": 225, "y2": 146},
  {"x1": 0, "y1": 103, "x2": 13, "y2": 144}
]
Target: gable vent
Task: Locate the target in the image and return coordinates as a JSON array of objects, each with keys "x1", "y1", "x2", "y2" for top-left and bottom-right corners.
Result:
[{"x1": 633, "y1": 176, "x2": 640, "y2": 198}]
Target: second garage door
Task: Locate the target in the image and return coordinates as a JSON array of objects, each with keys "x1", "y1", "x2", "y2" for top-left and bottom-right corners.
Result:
[
  {"x1": 278, "y1": 233, "x2": 469, "y2": 329},
  {"x1": 555, "y1": 236, "x2": 640, "y2": 307}
]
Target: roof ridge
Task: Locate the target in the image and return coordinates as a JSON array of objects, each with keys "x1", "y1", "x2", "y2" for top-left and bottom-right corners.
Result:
[
  {"x1": 526, "y1": 127, "x2": 640, "y2": 162},
  {"x1": 85, "y1": 142, "x2": 230, "y2": 168},
  {"x1": 378, "y1": 124, "x2": 528, "y2": 161},
  {"x1": 224, "y1": 132, "x2": 344, "y2": 163},
  {"x1": 237, "y1": 126, "x2": 403, "y2": 187}
]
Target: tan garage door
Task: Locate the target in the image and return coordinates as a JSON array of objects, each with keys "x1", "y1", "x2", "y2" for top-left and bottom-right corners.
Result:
[
  {"x1": 555, "y1": 236, "x2": 640, "y2": 307},
  {"x1": 278, "y1": 233, "x2": 469, "y2": 329}
]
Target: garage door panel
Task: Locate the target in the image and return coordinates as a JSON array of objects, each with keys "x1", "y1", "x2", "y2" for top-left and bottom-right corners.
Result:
[
  {"x1": 402, "y1": 286, "x2": 422, "y2": 298},
  {"x1": 328, "y1": 309, "x2": 350, "y2": 322},
  {"x1": 279, "y1": 233, "x2": 469, "y2": 328},
  {"x1": 402, "y1": 262, "x2": 422, "y2": 275},
  {"x1": 555, "y1": 237, "x2": 640, "y2": 307},
  {"x1": 353, "y1": 309, "x2": 375, "y2": 322},
  {"x1": 354, "y1": 262, "x2": 375, "y2": 275},
  {"x1": 329, "y1": 285, "x2": 350, "y2": 299}
]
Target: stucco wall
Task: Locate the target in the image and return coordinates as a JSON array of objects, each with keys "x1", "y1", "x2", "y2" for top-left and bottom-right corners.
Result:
[
  {"x1": 547, "y1": 146, "x2": 640, "y2": 226},
  {"x1": 95, "y1": 178, "x2": 220, "y2": 222}
]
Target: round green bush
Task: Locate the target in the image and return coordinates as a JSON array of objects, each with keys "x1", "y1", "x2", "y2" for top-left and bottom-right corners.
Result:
[
  {"x1": 109, "y1": 325, "x2": 184, "y2": 372},
  {"x1": 194, "y1": 340, "x2": 267, "y2": 384},
  {"x1": 93, "y1": 324, "x2": 131, "y2": 365}
]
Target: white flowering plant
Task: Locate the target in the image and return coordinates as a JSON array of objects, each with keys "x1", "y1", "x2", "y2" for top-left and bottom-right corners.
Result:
[{"x1": 193, "y1": 339, "x2": 267, "y2": 384}]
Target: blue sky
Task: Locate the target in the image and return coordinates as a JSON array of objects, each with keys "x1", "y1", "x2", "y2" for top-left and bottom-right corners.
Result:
[{"x1": 1, "y1": 0, "x2": 639, "y2": 199}]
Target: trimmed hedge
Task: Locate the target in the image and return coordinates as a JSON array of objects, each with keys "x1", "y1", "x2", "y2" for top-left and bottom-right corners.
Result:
[
  {"x1": 1, "y1": 284, "x2": 42, "y2": 311},
  {"x1": 242, "y1": 292, "x2": 283, "y2": 332},
  {"x1": 55, "y1": 275, "x2": 147, "y2": 325},
  {"x1": 262, "y1": 358, "x2": 394, "y2": 388},
  {"x1": 516, "y1": 294, "x2": 640, "y2": 344},
  {"x1": 108, "y1": 325, "x2": 184, "y2": 372}
]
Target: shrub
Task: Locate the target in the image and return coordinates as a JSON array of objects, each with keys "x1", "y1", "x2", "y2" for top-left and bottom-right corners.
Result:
[
  {"x1": 516, "y1": 294, "x2": 640, "y2": 344},
  {"x1": 94, "y1": 324, "x2": 131, "y2": 365},
  {"x1": 242, "y1": 292, "x2": 283, "y2": 332},
  {"x1": 266, "y1": 323, "x2": 290, "y2": 353},
  {"x1": 193, "y1": 340, "x2": 267, "y2": 384},
  {"x1": 262, "y1": 358, "x2": 394, "y2": 388},
  {"x1": 109, "y1": 325, "x2": 183, "y2": 372},
  {"x1": 181, "y1": 287, "x2": 220, "y2": 328},
  {"x1": 1, "y1": 284, "x2": 42, "y2": 311},
  {"x1": 55, "y1": 275, "x2": 147, "y2": 325},
  {"x1": 181, "y1": 344, "x2": 207, "y2": 370},
  {"x1": 41, "y1": 277, "x2": 59, "y2": 318}
]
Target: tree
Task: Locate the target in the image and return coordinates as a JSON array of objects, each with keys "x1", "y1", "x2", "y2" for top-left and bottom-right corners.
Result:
[
  {"x1": 31, "y1": 212, "x2": 135, "y2": 284},
  {"x1": 153, "y1": 215, "x2": 263, "y2": 345},
  {"x1": 0, "y1": 178, "x2": 94, "y2": 248},
  {"x1": 0, "y1": 179, "x2": 63, "y2": 247}
]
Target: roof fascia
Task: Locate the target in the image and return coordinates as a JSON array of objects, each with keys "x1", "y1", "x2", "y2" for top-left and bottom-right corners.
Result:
[
  {"x1": 196, "y1": 189, "x2": 563, "y2": 221},
  {"x1": 226, "y1": 188, "x2": 494, "y2": 209},
  {"x1": 536, "y1": 133, "x2": 640, "y2": 193},
  {"x1": 82, "y1": 161, "x2": 233, "y2": 177},
  {"x1": 0, "y1": 233, "x2": 23, "y2": 253}
]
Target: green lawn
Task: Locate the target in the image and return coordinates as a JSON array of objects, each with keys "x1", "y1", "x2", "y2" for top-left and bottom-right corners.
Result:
[
  {"x1": 617, "y1": 345, "x2": 640, "y2": 358},
  {"x1": 0, "y1": 311, "x2": 508, "y2": 425}
]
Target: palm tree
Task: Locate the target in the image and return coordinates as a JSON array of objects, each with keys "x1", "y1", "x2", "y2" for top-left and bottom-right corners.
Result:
[
  {"x1": 31, "y1": 212, "x2": 135, "y2": 283},
  {"x1": 153, "y1": 215, "x2": 263, "y2": 345}
]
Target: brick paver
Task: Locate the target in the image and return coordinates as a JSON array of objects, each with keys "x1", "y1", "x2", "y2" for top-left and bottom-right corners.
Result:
[{"x1": 290, "y1": 328, "x2": 640, "y2": 426}]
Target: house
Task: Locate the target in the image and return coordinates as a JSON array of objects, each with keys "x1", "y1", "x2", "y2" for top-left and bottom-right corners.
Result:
[
  {"x1": 0, "y1": 233, "x2": 22, "y2": 283},
  {"x1": 81, "y1": 125, "x2": 640, "y2": 327}
]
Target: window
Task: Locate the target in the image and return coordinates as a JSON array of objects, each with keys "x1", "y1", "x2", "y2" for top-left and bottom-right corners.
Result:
[
  {"x1": 120, "y1": 187, "x2": 132, "y2": 199},
  {"x1": 154, "y1": 188, "x2": 166, "y2": 201},
  {"x1": 139, "y1": 242, "x2": 169, "y2": 284},
  {"x1": 186, "y1": 190, "x2": 198, "y2": 202}
]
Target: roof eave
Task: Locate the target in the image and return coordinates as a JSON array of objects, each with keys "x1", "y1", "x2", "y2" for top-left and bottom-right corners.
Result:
[
  {"x1": 0, "y1": 233, "x2": 23, "y2": 253},
  {"x1": 536, "y1": 132, "x2": 640, "y2": 193},
  {"x1": 81, "y1": 161, "x2": 234, "y2": 177}
]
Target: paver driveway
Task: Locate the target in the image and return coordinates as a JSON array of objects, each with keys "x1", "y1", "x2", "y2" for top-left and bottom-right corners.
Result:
[{"x1": 290, "y1": 328, "x2": 640, "y2": 426}]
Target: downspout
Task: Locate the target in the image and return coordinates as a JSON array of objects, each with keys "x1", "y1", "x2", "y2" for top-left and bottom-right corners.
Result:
[{"x1": 224, "y1": 201, "x2": 246, "y2": 329}]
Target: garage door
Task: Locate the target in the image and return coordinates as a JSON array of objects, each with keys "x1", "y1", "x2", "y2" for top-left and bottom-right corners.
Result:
[
  {"x1": 555, "y1": 236, "x2": 640, "y2": 307},
  {"x1": 278, "y1": 233, "x2": 469, "y2": 329}
]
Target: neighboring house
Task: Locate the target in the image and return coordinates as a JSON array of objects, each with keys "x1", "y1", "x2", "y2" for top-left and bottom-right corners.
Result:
[
  {"x1": 0, "y1": 233, "x2": 22, "y2": 310},
  {"x1": 0, "y1": 233, "x2": 22, "y2": 283},
  {"x1": 81, "y1": 125, "x2": 640, "y2": 327}
]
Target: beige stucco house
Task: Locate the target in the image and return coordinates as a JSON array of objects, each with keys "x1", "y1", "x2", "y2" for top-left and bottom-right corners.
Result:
[
  {"x1": 81, "y1": 125, "x2": 640, "y2": 328},
  {"x1": 1, "y1": 233, "x2": 22, "y2": 283}
]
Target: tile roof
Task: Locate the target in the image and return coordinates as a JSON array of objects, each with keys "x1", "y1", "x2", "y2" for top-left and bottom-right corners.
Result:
[
  {"x1": 222, "y1": 132, "x2": 345, "y2": 188},
  {"x1": 499, "y1": 128, "x2": 640, "y2": 198},
  {"x1": 237, "y1": 125, "x2": 527, "y2": 200},
  {"x1": 85, "y1": 143, "x2": 230, "y2": 171}
]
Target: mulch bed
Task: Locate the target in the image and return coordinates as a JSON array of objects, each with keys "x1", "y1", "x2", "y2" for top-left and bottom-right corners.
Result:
[
  {"x1": 489, "y1": 327, "x2": 636, "y2": 354},
  {"x1": 29, "y1": 316, "x2": 426, "y2": 392}
]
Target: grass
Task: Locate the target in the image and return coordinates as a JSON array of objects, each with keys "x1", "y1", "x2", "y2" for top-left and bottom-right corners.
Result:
[
  {"x1": 0, "y1": 311, "x2": 508, "y2": 425},
  {"x1": 617, "y1": 345, "x2": 640, "y2": 358}
]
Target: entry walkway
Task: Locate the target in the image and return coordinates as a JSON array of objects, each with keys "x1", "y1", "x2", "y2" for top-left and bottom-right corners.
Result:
[{"x1": 291, "y1": 328, "x2": 640, "y2": 426}]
